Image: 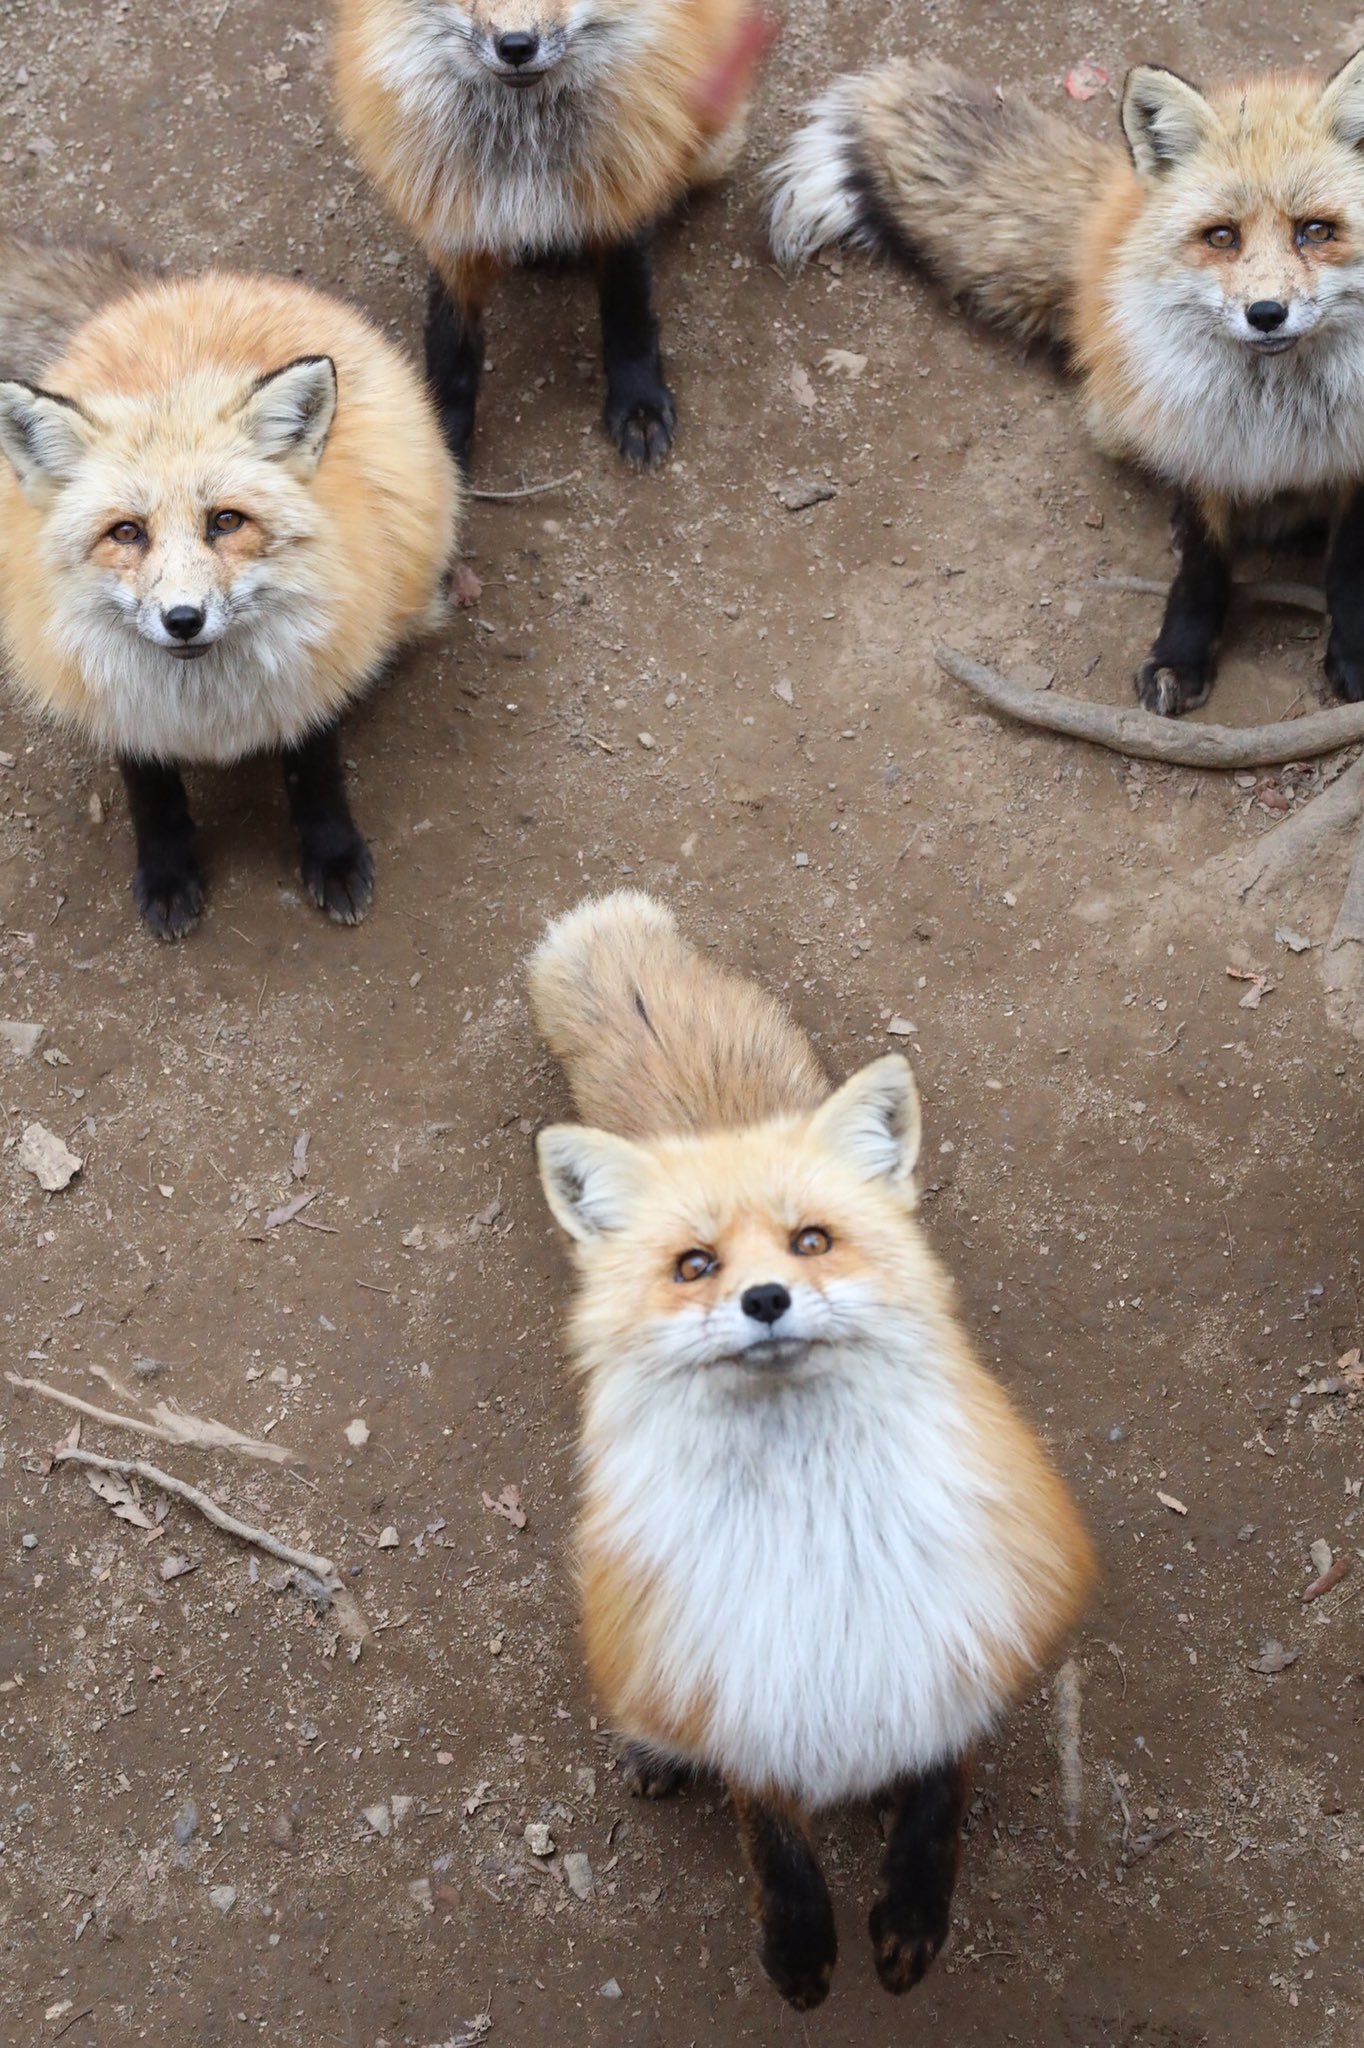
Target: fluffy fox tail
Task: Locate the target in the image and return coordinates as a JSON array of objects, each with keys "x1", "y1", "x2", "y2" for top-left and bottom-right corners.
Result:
[
  {"x1": 528, "y1": 890, "x2": 826, "y2": 1140},
  {"x1": 765, "y1": 59, "x2": 1116, "y2": 347},
  {"x1": 0, "y1": 235, "x2": 148, "y2": 383}
]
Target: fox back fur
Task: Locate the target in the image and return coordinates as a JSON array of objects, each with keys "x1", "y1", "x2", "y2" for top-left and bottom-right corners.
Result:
[
  {"x1": 530, "y1": 892, "x2": 1095, "y2": 1809},
  {"x1": 334, "y1": 0, "x2": 753, "y2": 262},
  {"x1": 767, "y1": 52, "x2": 1364, "y2": 514},
  {"x1": 0, "y1": 249, "x2": 460, "y2": 766}
]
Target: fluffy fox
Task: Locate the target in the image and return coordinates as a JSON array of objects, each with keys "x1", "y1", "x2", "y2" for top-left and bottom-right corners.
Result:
[
  {"x1": 333, "y1": 0, "x2": 771, "y2": 469},
  {"x1": 767, "y1": 53, "x2": 1364, "y2": 716},
  {"x1": 529, "y1": 891, "x2": 1095, "y2": 2009},
  {"x1": 0, "y1": 238, "x2": 460, "y2": 939}
]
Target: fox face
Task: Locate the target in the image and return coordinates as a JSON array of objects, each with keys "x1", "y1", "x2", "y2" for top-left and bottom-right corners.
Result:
[
  {"x1": 0, "y1": 357, "x2": 338, "y2": 664},
  {"x1": 417, "y1": 0, "x2": 658, "y2": 94},
  {"x1": 538, "y1": 1056, "x2": 938, "y2": 1386},
  {"x1": 1120, "y1": 55, "x2": 1364, "y2": 357}
]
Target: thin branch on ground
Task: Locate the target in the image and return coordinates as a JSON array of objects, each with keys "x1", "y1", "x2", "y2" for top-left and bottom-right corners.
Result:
[
  {"x1": 1092, "y1": 574, "x2": 1327, "y2": 615},
  {"x1": 6, "y1": 1371, "x2": 291, "y2": 1465},
  {"x1": 470, "y1": 470, "x2": 579, "y2": 502}
]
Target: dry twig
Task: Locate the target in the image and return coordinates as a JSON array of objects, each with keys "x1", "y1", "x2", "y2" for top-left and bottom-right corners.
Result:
[
  {"x1": 1093, "y1": 573, "x2": 1327, "y2": 615},
  {"x1": 1196, "y1": 753, "x2": 1364, "y2": 905},
  {"x1": 6, "y1": 1371, "x2": 291, "y2": 1465},
  {"x1": 470, "y1": 470, "x2": 579, "y2": 503},
  {"x1": 1052, "y1": 1658, "x2": 1084, "y2": 1832}
]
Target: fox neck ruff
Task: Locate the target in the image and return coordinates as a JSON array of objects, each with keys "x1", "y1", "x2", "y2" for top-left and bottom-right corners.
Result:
[{"x1": 578, "y1": 1312, "x2": 1085, "y2": 1810}]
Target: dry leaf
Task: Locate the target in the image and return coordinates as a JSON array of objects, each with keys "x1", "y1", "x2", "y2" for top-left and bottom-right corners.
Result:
[
  {"x1": 788, "y1": 364, "x2": 817, "y2": 409},
  {"x1": 451, "y1": 561, "x2": 482, "y2": 607},
  {"x1": 1248, "y1": 1640, "x2": 1299, "y2": 1674},
  {"x1": 1156, "y1": 1490, "x2": 1187, "y2": 1516},
  {"x1": 87, "y1": 1470, "x2": 157, "y2": 1529},
  {"x1": 291, "y1": 1130, "x2": 311, "y2": 1180},
  {"x1": 262, "y1": 1189, "x2": 318, "y2": 1232},
  {"x1": 482, "y1": 1483, "x2": 527, "y2": 1530},
  {"x1": 1064, "y1": 61, "x2": 1108, "y2": 100},
  {"x1": 772, "y1": 478, "x2": 836, "y2": 513},
  {"x1": 1226, "y1": 965, "x2": 1272, "y2": 1010},
  {"x1": 820, "y1": 348, "x2": 867, "y2": 380},
  {"x1": 1275, "y1": 927, "x2": 1313, "y2": 953},
  {"x1": 160, "y1": 1554, "x2": 196, "y2": 1581}
]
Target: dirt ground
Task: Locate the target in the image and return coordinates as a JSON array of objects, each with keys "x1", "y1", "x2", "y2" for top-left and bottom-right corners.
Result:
[{"x1": 3, "y1": 0, "x2": 1364, "y2": 2042}]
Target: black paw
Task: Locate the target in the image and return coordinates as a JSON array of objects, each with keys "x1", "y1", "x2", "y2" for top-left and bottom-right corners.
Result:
[
  {"x1": 1136, "y1": 655, "x2": 1215, "y2": 717},
  {"x1": 758, "y1": 1913, "x2": 837, "y2": 2011},
  {"x1": 132, "y1": 858, "x2": 204, "y2": 942},
  {"x1": 605, "y1": 374, "x2": 676, "y2": 469},
  {"x1": 300, "y1": 826, "x2": 375, "y2": 926},
  {"x1": 1325, "y1": 637, "x2": 1364, "y2": 703},
  {"x1": 619, "y1": 1742, "x2": 688, "y2": 1800},
  {"x1": 868, "y1": 1896, "x2": 950, "y2": 1996}
]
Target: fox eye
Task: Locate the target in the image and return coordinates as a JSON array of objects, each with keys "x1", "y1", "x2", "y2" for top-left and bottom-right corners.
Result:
[
  {"x1": 675, "y1": 1248, "x2": 717, "y2": 1283},
  {"x1": 108, "y1": 519, "x2": 145, "y2": 545},
  {"x1": 1203, "y1": 225, "x2": 1240, "y2": 251},
  {"x1": 792, "y1": 1226, "x2": 832, "y2": 1257},
  {"x1": 1300, "y1": 220, "x2": 1336, "y2": 245},
  {"x1": 209, "y1": 509, "x2": 246, "y2": 536}
]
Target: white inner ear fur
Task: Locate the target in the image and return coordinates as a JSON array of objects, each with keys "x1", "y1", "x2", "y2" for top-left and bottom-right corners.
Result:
[
  {"x1": 0, "y1": 381, "x2": 94, "y2": 503},
  {"x1": 536, "y1": 1125, "x2": 651, "y2": 1241},
  {"x1": 807, "y1": 1055, "x2": 922, "y2": 1184},
  {"x1": 236, "y1": 356, "x2": 338, "y2": 477},
  {"x1": 1321, "y1": 49, "x2": 1364, "y2": 149},
  {"x1": 1121, "y1": 67, "x2": 1216, "y2": 178}
]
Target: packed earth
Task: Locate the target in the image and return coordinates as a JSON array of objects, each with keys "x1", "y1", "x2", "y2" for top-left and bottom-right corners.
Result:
[{"x1": 3, "y1": 2, "x2": 1364, "y2": 2044}]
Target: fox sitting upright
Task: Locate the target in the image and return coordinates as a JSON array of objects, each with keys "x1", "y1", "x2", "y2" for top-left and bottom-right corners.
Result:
[
  {"x1": 767, "y1": 52, "x2": 1364, "y2": 716},
  {"x1": 529, "y1": 891, "x2": 1095, "y2": 2010},
  {"x1": 333, "y1": 0, "x2": 770, "y2": 470},
  {"x1": 0, "y1": 238, "x2": 460, "y2": 939}
]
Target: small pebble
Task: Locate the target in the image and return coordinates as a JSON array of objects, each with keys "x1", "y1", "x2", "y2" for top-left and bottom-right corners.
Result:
[
  {"x1": 524, "y1": 1822, "x2": 555, "y2": 1858},
  {"x1": 20, "y1": 1533, "x2": 37, "y2": 1550},
  {"x1": 563, "y1": 1851, "x2": 595, "y2": 1900}
]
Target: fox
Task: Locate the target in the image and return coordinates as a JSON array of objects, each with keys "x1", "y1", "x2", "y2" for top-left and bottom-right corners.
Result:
[
  {"x1": 528, "y1": 891, "x2": 1095, "y2": 2010},
  {"x1": 0, "y1": 238, "x2": 461, "y2": 939},
  {"x1": 766, "y1": 51, "x2": 1364, "y2": 718},
  {"x1": 333, "y1": 0, "x2": 773, "y2": 471}
]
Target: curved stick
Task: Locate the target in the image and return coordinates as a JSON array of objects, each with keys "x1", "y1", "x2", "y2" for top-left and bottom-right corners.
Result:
[
  {"x1": 1093, "y1": 574, "x2": 1328, "y2": 615},
  {"x1": 935, "y1": 645, "x2": 1364, "y2": 768}
]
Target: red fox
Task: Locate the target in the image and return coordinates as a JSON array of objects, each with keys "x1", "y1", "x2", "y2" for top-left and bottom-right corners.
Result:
[
  {"x1": 0, "y1": 238, "x2": 460, "y2": 939},
  {"x1": 766, "y1": 53, "x2": 1364, "y2": 716},
  {"x1": 529, "y1": 891, "x2": 1095, "y2": 2009},
  {"x1": 333, "y1": 0, "x2": 771, "y2": 470}
]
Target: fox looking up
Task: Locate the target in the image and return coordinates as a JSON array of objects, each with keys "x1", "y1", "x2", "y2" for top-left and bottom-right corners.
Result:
[{"x1": 767, "y1": 52, "x2": 1364, "y2": 717}]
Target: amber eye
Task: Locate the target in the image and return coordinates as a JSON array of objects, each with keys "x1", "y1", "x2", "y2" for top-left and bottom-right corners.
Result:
[
  {"x1": 108, "y1": 519, "x2": 145, "y2": 545},
  {"x1": 792, "y1": 1226, "x2": 832, "y2": 1257},
  {"x1": 209, "y1": 509, "x2": 245, "y2": 535},
  {"x1": 1300, "y1": 220, "x2": 1336, "y2": 245},
  {"x1": 675, "y1": 1248, "x2": 717, "y2": 1283},
  {"x1": 1204, "y1": 225, "x2": 1240, "y2": 251}
]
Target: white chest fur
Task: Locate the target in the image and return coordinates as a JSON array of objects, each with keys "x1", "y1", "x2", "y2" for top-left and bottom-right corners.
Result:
[{"x1": 585, "y1": 1336, "x2": 1035, "y2": 1809}]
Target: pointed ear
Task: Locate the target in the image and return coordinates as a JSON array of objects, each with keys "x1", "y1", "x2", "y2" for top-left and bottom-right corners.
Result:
[
  {"x1": 0, "y1": 381, "x2": 95, "y2": 502},
  {"x1": 1121, "y1": 66, "x2": 1216, "y2": 177},
  {"x1": 807, "y1": 1055, "x2": 922, "y2": 1185},
  {"x1": 1320, "y1": 49, "x2": 1364, "y2": 148},
  {"x1": 236, "y1": 356, "x2": 337, "y2": 476},
  {"x1": 536, "y1": 1124, "x2": 652, "y2": 1242}
]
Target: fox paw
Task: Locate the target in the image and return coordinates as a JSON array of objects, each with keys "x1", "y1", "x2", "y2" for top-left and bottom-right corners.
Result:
[
  {"x1": 1325, "y1": 639, "x2": 1364, "y2": 703},
  {"x1": 758, "y1": 1921, "x2": 836, "y2": 2011},
  {"x1": 868, "y1": 1897, "x2": 949, "y2": 1996},
  {"x1": 1136, "y1": 656, "x2": 1214, "y2": 718},
  {"x1": 619, "y1": 1742, "x2": 688, "y2": 1800},
  {"x1": 301, "y1": 827, "x2": 375, "y2": 926},
  {"x1": 605, "y1": 375, "x2": 676, "y2": 470},
  {"x1": 133, "y1": 858, "x2": 204, "y2": 942}
]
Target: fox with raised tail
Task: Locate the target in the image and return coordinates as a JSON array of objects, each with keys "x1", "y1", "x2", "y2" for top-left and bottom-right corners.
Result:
[
  {"x1": 767, "y1": 52, "x2": 1364, "y2": 716},
  {"x1": 529, "y1": 891, "x2": 1095, "y2": 2010},
  {"x1": 333, "y1": 0, "x2": 772, "y2": 470},
  {"x1": 0, "y1": 237, "x2": 460, "y2": 939}
]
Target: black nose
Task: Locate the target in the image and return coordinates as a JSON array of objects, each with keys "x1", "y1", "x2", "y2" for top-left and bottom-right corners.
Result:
[
  {"x1": 163, "y1": 605, "x2": 205, "y2": 642},
  {"x1": 495, "y1": 30, "x2": 539, "y2": 65},
  {"x1": 741, "y1": 1283, "x2": 792, "y2": 1327},
  {"x1": 1246, "y1": 299, "x2": 1288, "y2": 333}
]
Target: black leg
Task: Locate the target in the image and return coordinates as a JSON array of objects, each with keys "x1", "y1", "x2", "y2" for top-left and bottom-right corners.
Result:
[
  {"x1": 1136, "y1": 492, "x2": 1232, "y2": 716},
  {"x1": 619, "y1": 1740, "x2": 689, "y2": 1800},
  {"x1": 425, "y1": 267, "x2": 486, "y2": 473},
  {"x1": 1326, "y1": 487, "x2": 1364, "y2": 702},
  {"x1": 868, "y1": 1759, "x2": 969, "y2": 1996},
  {"x1": 281, "y1": 722, "x2": 374, "y2": 926},
  {"x1": 119, "y1": 757, "x2": 204, "y2": 942},
  {"x1": 596, "y1": 234, "x2": 676, "y2": 469},
  {"x1": 731, "y1": 1787, "x2": 837, "y2": 2011}
]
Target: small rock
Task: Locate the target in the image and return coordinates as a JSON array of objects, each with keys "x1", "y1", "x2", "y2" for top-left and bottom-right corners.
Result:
[
  {"x1": 17, "y1": 1122, "x2": 82, "y2": 1192},
  {"x1": 1310, "y1": 1538, "x2": 1334, "y2": 1577},
  {"x1": 391, "y1": 1795, "x2": 415, "y2": 1827},
  {"x1": 562, "y1": 1851, "x2": 594, "y2": 1900},
  {"x1": 88, "y1": 792, "x2": 104, "y2": 825},
  {"x1": 20, "y1": 1533, "x2": 37, "y2": 1551},
  {"x1": 773, "y1": 479, "x2": 836, "y2": 513},
  {"x1": 268, "y1": 1813, "x2": 295, "y2": 1849},
  {"x1": 173, "y1": 1803, "x2": 199, "y2": 1845},
  {"x1": 1275, "y1": 926, "x2": 1313, "y2": 953},
  {"x1": 0, "y1": 1021, "x2": 43, "y2": 1059},
  {"x1": 363, "y1": 1802, "x2": 392, "y2": 1838},
  {"x1": 344, "y1": 1418, "x2": 370, "y2": 1449},
  {"x1": 408, "y1": 1877, "x2": 434, "y2": 1912},
  {"x1": 575, "y1": 1768, "x2": 597, "y2": 1799},
  {"x1": 160, "y1": 1554, "x2": 196, "y2": 1582},
  {"x1": 1249, "y1": 1640, "x2": 1299, "y2": 1675},
  {"x1": 599, "y1": 1979, "x2": 622, "y2": 1999},
  {"x1": 524, "y1": 1821, "x2": 555, "y2": 1858},
  {"x1": 793, "y1": 851, "x2": 810, "y2": 868},
  {"x1": 637, "y1": 732, "x2": 656, "y2": 751},
  {"x1": 208, "y1": 1885, "x2": 237, "y2": 1914},
  {"x1": 886, "y1": 1016, "x2": 916, "y2": 1037},
  {"x1": 377, "y1": 1526, "x2": 399, "y2": 1549}
]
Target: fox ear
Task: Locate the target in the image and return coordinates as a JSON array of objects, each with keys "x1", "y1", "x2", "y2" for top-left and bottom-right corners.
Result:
[
  {"x1": 808, "y1": 1055, "x2": 922, "y2": 1186},
  {"x1": 0, "y1": 381, "x2": 94, "y2": 502},
  {"x1": 536, "y1": 1124, "x2": 651, "y2": 1241},
  {"x1": 1121, "y1": 66, "x2": 1216, "y2": 177},
  {"x1": 237, "y1": 356, "x2": 337, "y2": 477},
  {"x1": 1320, "y1": 50, "x2": 1364, "y2": 148}
]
